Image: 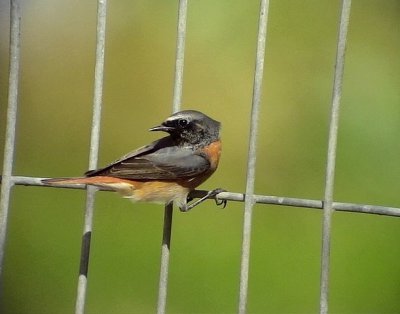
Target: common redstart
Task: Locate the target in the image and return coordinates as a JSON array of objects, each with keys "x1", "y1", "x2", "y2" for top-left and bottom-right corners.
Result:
[{"x1": 42, "y1": 110, "x2": 225, "y2": 211}]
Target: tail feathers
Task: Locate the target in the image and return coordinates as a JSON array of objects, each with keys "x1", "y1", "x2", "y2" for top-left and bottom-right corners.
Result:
[
  {"x1": 42, "y1": 176, "x2": 135, "y2": 186},
  {"x1": 41, "y1": 177, "x2": 90, "y2": 185},
  {"x1": 42, "y1": 176, "x2": 136, "y2": 195}
]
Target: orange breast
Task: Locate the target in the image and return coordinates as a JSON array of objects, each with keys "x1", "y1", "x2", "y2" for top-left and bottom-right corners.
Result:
[
  {"x1": 178, "y1": 139, "x2": 222, "y2": 189},
  {"x1": 201, "y1": 139, "x2": 222, "y2": 171}
]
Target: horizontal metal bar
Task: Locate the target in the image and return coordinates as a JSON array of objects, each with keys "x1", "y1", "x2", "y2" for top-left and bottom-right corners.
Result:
[{"x1": 6, "y1": 176, "x2": 400, "y2": 217}]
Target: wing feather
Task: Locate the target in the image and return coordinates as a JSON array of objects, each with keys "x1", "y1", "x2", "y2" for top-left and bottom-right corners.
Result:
[{"x1": 85, "y1": 136, "x2": 210, "y2": 180}]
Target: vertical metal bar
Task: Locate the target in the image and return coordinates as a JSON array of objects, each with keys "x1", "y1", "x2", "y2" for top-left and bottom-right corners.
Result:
[
  {"x1": 319, "y1": 1, "x2": 351, "y2": 314},
  {"x1": 0, "y1": 0, "x2": 21, "y2": 278},
  {"x1": 157, "y1": 203, "x2": 174, "y2": 314},
  {"x1": 238, "y1": 0, "x2": 270, "y2": 313},
  {"x1": 157, "y1": 1, "x2": 187, "y2": 313},
  {"x1": 171, "y1": 0, "x2": 187, "y2": 113},
  {"x1": 75, "y1": 1, "x2": 107, "y2": 313}
]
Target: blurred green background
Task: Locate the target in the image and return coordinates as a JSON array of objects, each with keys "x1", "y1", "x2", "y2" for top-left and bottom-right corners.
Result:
[{"x1": 1, "y1": 0, "x2": 400, "y2": 313}]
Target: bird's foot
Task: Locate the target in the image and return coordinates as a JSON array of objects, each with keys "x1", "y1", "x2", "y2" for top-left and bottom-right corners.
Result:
[{"x1": 182, "y1": 188, "x2": 227, "y2": 212}]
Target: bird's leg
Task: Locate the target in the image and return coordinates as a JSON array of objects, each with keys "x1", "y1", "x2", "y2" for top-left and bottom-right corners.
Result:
[{"x1": 182, "y1": 188, "x2": 227, "y2": 212}]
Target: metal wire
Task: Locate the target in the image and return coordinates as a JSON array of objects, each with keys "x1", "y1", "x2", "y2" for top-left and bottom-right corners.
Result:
[
  {"x1": 319, "y1": 1, "x2": 352, "y2": 313},
  {"x1": 0, "y1": 0, "x2": 21, "y2": 278},
  {"x1": 2, "y1": 1, "x2": 398, "y2": 313},
  {"x1": 75, "y1": 1, "x2": 108, "y2": 314},
  {"x1": 157, "y1": 203, "x2": 174, "y2": 314},
  {"x1": 7, "y1": 176, "x2": 400, "y2": 217},
  {"x1": 171, "y1": 0, "x2": 187, "y2": 114},
  {"x1": 157, "y1": 1, "x2": 188, "y2": 313},
  {"x1": 238, "y1": 0, "x2": 270, "y2": 313}
]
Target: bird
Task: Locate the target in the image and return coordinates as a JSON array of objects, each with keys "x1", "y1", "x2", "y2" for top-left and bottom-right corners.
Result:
[{"x1": 42, "y1": 110, "x2": 225, "y2": 212}]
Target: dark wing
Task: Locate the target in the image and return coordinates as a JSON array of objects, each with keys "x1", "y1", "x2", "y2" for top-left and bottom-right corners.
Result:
[{"x1": 85, "y1": 136, "x2": 210, "y2": 180}]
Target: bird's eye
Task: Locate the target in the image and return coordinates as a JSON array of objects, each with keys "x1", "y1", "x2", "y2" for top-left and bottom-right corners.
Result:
[{"x1": 177, "y1": 118, "x2": 189, "y2": 128}]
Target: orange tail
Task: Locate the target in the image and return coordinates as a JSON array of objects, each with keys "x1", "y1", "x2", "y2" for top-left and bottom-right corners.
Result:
[
  {"x1": 42, "y1": 176, "x2": 135, "y2": 185},
  {"x1": 42, "y1": 177, "x2": 91, "y2": 185},
  {"x1": 42, "y1": 176, "x2": 137, "y2": 196}
]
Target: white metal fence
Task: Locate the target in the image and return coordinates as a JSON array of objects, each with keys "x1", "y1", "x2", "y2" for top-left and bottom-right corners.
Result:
[{"x1": 1, "y1": 0, "x2": 399, "y2": 313}]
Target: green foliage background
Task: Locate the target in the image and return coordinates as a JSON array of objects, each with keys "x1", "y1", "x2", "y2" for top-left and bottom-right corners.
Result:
[{"x1": 0, "y1": 1, "x2": 399, "y2": 313}]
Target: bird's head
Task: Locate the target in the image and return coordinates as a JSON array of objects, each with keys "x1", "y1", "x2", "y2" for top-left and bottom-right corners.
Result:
[{"x1": 149, "y1": 110, "x2": 221, "y2": 146}]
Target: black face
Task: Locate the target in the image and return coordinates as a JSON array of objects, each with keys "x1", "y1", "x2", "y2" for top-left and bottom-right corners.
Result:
[
  {"x1": 150, "y1": 110, "x2": 220, "y2": 146},
  {"x1": 163, "y1": 116, "x2": 191, "y2": 131}
]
